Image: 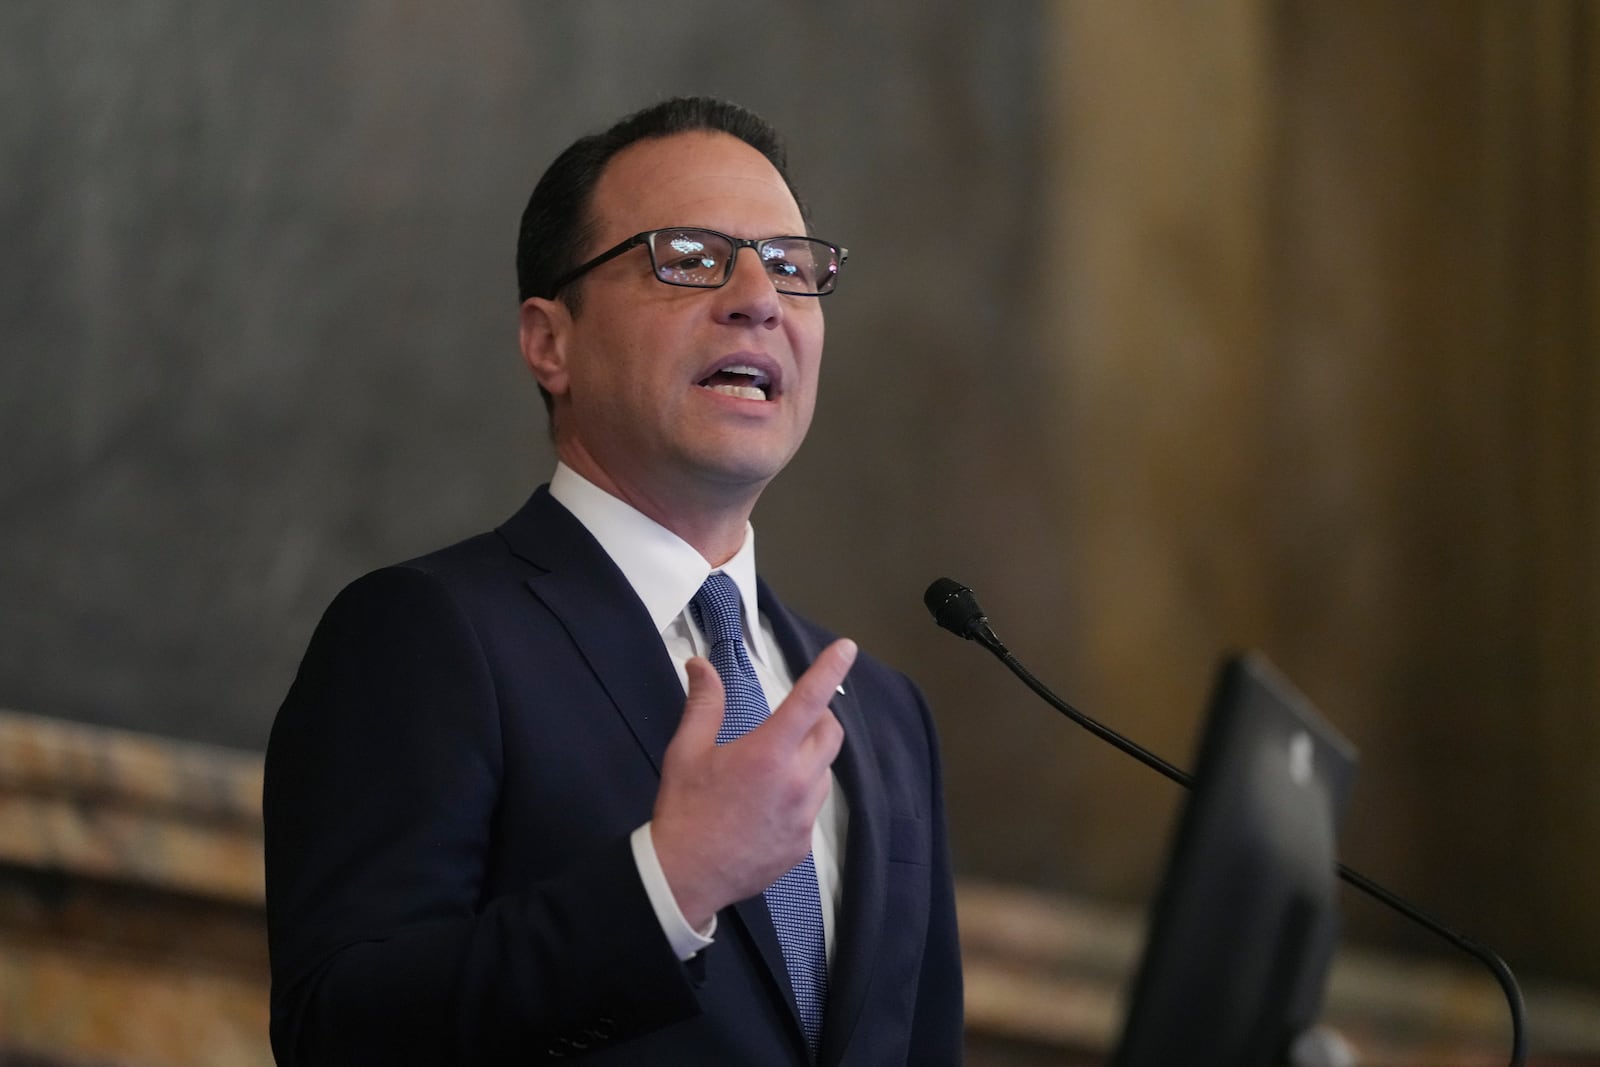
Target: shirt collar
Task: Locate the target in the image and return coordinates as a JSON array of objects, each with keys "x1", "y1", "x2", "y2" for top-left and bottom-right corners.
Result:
[{"x1": 548, "y1": 463, "x2": 769, "y2": 661}]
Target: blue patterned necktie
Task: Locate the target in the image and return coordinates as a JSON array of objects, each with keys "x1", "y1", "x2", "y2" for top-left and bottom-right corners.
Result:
[{"x1": 689, "y1": 571, "x2": 829, "y2": 1056}]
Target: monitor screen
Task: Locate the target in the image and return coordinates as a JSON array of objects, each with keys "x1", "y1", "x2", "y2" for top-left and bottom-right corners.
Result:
[{"x1": 1112, "y1": 652, "x2": 1359, "y2": 1067}]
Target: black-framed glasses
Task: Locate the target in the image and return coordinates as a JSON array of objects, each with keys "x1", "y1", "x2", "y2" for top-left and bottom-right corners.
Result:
[{"x1": 548, "y1": 227, "x2": 848, "y2": 297}]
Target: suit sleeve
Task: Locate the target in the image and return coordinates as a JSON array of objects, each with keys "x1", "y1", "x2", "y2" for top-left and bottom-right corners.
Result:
[{"x1": 263, "y1": 567, "x2": 699, "y2": 1065}]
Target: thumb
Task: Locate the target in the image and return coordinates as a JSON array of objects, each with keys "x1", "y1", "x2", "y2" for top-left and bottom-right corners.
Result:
[{"x1": 671, "y1": 656, "x2": 727, "y2": 753}]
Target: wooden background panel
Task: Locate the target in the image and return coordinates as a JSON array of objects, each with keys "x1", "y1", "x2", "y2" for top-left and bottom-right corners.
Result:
[{"x1": 1038, "y1": 0, "x2": 1600, "y2": 990}]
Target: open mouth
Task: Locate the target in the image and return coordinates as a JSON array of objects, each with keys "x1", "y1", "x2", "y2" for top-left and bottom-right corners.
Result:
[{"x1": 697, "y1": 363, "x2": 773, "y2": 401}]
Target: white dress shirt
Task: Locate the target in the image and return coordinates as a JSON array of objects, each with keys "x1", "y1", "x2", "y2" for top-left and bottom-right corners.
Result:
[{"x1": 548, "y1": 464, "x2": 849, "y2": 966}]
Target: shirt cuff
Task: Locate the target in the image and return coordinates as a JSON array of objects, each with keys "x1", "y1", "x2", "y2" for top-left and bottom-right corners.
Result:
[{"x1": 630, "y1": 821, "x2": 716, "y2": 961}]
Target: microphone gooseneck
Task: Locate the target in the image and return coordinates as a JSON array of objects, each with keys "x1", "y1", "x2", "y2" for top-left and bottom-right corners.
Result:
[
  {"x1": 923, "y1": 579, "x2": 1188, "y2": 788},
  {"x1": 923, "y1": 577, "x2": 1527, "y2": 1067}
]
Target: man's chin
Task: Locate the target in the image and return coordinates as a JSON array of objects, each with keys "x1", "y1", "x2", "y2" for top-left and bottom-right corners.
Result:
[{"x1": 682, "y1": 432, "x2": 805, "y2": 487}]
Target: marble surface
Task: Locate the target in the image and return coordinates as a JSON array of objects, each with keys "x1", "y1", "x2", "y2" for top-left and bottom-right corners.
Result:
[
  {"x1": 0, "y1": 706, "x2": 1596, "y2": 1065},
  {"x1": 0, "y1": 709, "x2": 267, "y2": 1066},
  {"x1": 0, "y1": 709, "x2": 263, "y2": 905}
]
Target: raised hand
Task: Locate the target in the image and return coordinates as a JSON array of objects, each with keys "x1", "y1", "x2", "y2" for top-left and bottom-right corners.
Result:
[{"x1": 651, "y1": 638, "x2": 856, "y2": 930}]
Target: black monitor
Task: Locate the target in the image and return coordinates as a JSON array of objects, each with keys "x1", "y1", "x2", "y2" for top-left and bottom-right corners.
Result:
[{"x1": 1112, "y1": 652, "x2": 1359, "y2": 1067}]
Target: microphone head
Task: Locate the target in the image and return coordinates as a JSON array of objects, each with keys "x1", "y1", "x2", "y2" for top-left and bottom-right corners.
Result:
[{"x1": 924, "y1": 578, "x2": 989, "y2": 640}]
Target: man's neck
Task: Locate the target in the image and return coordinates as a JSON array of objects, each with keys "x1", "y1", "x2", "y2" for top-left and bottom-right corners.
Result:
[{"x1": 555, "y1": 448, "x2": 760, "y2": 567}]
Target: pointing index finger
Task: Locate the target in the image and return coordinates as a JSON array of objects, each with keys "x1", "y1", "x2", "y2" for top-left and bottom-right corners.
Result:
[{"x1": 772, "y1": 638, "x2": 857, "y2": 730}]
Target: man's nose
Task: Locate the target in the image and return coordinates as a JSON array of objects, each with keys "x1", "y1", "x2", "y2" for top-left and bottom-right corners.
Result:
[{"x1": 713, "y1": 247, "x2": 783, "y2": 327}]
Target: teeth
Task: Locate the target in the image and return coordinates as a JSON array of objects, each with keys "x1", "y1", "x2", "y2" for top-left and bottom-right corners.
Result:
[
  {"x1": 697, "y1": 361, "x2": 773, "y2": 401},
  {"x1": 704, "y1": 383, "x2": 767, "y2": 401}
]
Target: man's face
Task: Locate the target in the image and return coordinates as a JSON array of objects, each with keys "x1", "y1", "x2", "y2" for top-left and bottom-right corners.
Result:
[{"x1": 536, "y1": 131, "x2": 825, "y2": 518}]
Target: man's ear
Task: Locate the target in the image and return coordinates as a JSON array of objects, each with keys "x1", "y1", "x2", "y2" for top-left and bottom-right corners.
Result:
[{"x1": 520, "y1": 297, "x2": 572, "y2": 398}]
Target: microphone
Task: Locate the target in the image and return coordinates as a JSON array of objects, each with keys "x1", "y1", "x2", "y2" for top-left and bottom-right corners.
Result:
[
  {"x1": 923, "y1": 577, "x2": 1006, "y2": 653},
  {"x1": 924, "y1": 577, "x2": 1527, "y2": 1067}
]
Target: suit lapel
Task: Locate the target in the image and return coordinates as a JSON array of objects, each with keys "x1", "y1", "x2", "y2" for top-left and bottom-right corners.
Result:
[
  {"x1": 500, "y1": 492, "x2": 871, "y2": 1061},
  {"x1": 499, "y1": 490, "x2": 813, "y2": 1055},
  {"x1": 497, "y1": 488, "x2": 684, "y2": 772},
  {"x1": 760, "y1": 581, "x2": 889, "y2": 1066}
]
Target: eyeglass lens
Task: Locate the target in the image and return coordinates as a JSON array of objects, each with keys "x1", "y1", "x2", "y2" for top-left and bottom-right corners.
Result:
[{"x1": 649, "y1": 230, "x2": 839, "y2": 294}]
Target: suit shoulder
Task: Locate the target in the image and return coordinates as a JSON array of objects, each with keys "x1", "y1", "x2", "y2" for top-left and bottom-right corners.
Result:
[
  {"x1": 395, "y1": 527, "x2": 527, "y2": 583},
  {"x1": 298, "y1": 532, "x2": 519, "y2": 650},
  {"x1": 325, "y1": 528, "x2": 529, "y2": 606}
]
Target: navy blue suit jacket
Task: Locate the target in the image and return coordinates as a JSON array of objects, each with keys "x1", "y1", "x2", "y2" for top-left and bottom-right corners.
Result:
[{"x1": 264, "y1": 487, "x2": 963, "y2": 1064}]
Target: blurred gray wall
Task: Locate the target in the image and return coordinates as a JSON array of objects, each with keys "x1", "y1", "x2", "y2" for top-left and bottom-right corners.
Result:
[{"x1": 0, "y1": 0, "x2": 1048, "y2": 749}]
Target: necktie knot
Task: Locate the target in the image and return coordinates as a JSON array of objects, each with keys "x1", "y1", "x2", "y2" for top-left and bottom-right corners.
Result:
[
  {"x1": 690, "y1": 572, "x2": 766, "y2": 743},
  {"x1": 690, "y1": 571, "x2": 745, "y2": 649}
]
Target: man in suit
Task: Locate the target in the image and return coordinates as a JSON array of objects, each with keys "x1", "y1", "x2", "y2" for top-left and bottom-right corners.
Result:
[{"x1": 264, "y1": 97, "x2": 963, "y2": 1064}]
